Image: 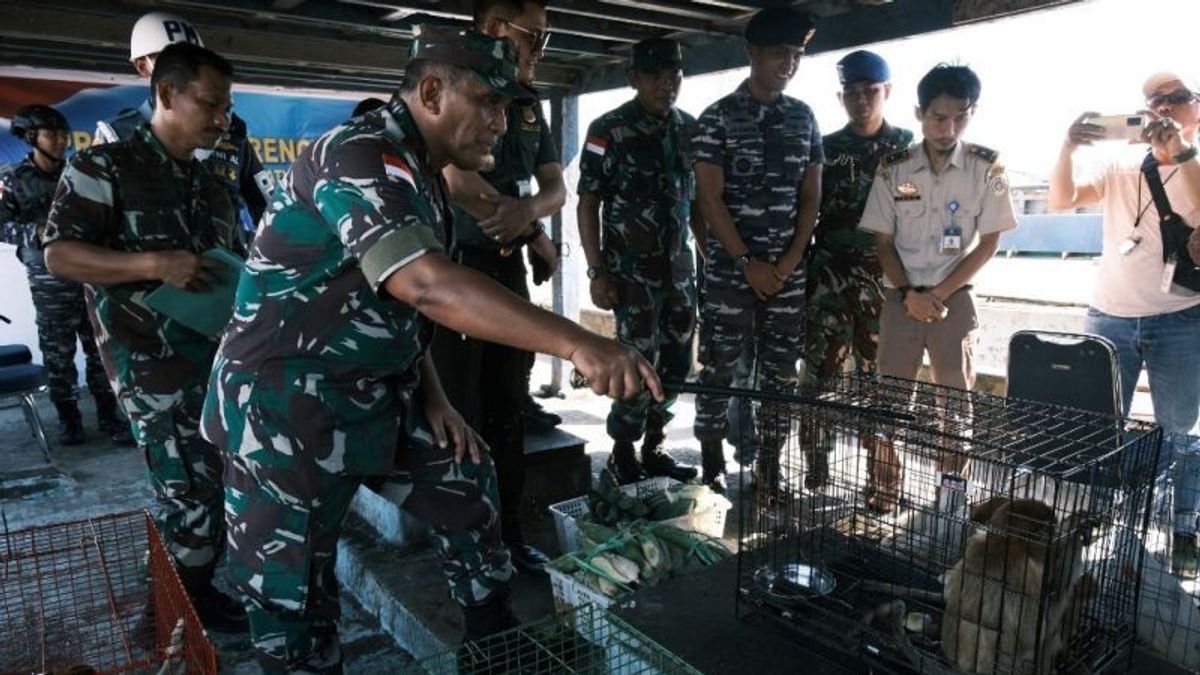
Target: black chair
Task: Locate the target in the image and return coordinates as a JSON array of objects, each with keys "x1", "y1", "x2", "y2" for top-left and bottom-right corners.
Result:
[{"x1": 1006, "y1": 330, "x2": 1122, "y2": 418}]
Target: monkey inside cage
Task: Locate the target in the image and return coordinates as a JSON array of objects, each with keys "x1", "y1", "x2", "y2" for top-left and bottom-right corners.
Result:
[{"x1": 734, "y1": 373, "x2": 1162, "y2": 675}]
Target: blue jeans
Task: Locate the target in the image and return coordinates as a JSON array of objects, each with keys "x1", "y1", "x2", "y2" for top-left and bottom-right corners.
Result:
[{"x1": 1086, "y1": 304, "x2": 1200, "y2": 533}]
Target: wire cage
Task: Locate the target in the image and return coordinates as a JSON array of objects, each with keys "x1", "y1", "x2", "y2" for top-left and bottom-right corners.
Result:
[
  {"x1": 0, "y1": 510, "x2": 217, "y2": 674},
  {"x1": 406, "y1": 603, "x2": 702, "y2": 675},
  {"x1": 734, "y1": 373, "x2": 1163, "y2": 675}
]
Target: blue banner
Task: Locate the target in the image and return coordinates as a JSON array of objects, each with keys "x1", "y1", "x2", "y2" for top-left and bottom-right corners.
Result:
[{"x1": 0, "y1": 76, "x2": 359, "y2": 179}]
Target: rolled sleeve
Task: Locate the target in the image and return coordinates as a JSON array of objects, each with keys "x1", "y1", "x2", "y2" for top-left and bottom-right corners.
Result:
[
  {"x1": 312, "y1": 138, "x2": 445, "y2": 293},
  {"x1": 857, "y1": 173, "x2": 895, "y2": 236},
  {"x1": 44, "y1": 152, "x2": 116, "y2": 247}
]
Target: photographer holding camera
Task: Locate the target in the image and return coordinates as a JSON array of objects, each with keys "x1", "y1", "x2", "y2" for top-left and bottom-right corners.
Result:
[{"x1": 1049, "y1": 71, "x2": 1200, "y2": 574}]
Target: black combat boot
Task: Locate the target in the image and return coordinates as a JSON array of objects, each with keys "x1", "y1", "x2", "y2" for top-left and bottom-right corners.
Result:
[
  {"x1": 521, "y1": 394, "x2": 562, "y2": 432},
  {"x1": 54, "y1": 400, "x2": 86, "y2": 446},
  {"x1": 94, "y1": 392, "x2": 134, "y2": 445},
  {"x1": 607, "y1": 440, "x2": 648, "y2": 485},
  {"x1": 700, "y1": 440, "x2": 727, "y2": 494},
  {"x1": 640, "y1": 428, "x2": 698, "y2": 482},
  {"x1": 458, "y1": 591, "x2": 521, "y2": 674},
  {"x1": 189, "y1": 582, "x2": 249, "y2": 633}
]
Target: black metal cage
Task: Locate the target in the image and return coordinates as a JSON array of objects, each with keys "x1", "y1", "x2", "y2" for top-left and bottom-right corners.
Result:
[{"x1": 734, "y1": 373, "x2": 1163, "y2": 675}]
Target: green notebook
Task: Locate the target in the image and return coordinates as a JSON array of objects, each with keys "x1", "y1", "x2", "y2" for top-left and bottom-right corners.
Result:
[{"x1": 144, "y1": 248, "x2": 245, "y2": 337}]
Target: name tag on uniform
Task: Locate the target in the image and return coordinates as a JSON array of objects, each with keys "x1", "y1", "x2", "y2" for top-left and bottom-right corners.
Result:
[
  {"x1": 517, "y1": 179, "x2": 533, "y2": 198},
  {"x1": 941, "y1": 200, "x2": 962, "y2": 255}
]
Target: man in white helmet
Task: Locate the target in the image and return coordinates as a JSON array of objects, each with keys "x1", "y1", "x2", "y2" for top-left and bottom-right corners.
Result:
[{"x1": 94, "y1": 11, "x2": 270, "y2": 230}]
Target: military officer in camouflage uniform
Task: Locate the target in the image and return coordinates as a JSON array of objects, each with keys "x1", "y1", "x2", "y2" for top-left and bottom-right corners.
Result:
[
  {"x1": 200, "y1": 27, "x2": 661, "y2": 673},
  {"x1": 801, "y1": 51, "x2": 912, "y2": 489},
  {"x1": 858, "y1": 64, "x2": 1017, "y2": 513},
  {"x1": 0, "y1": 105, "x2": 131, "y2": 446},
  {"x1": 692, "y1": 8, "x2": 823, "y2": 494},
  {"x1": 43, "y1": 43, "x2": 248, "y2": 632},
  {"x1": 578, "y1": 38, "x2": 700, "y2": 485},
  {"x1": 94, "y1": 11, "x2": 270, "y2": 230},
  {"x1": 431, "y1": 0, "x2": 565, "y2": 575}
]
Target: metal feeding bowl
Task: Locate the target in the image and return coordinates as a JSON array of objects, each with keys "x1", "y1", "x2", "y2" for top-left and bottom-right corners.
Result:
[{"x1": 753, "y1": 563, "x2": 836, "y2": 603}]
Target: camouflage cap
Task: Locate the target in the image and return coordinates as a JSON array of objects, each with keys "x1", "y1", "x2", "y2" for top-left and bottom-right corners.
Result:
[
  {"x1": 409, "y1": 25, "x2": 533, "y2": 99},
  {"x1": 631, "y1": 38, "x2": 683, "y2": 73}
]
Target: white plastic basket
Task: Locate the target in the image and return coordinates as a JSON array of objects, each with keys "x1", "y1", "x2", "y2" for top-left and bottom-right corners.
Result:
[
  {"x1": 547, "y1": 565, "x2": 618, "y2": 613},
  {"x1": 548, "y1": 477, "x2": 731, "y2": 554}
]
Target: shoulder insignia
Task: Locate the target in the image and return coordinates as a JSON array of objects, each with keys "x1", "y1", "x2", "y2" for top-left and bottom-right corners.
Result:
[
  {"x1": 967, "y1": 143, "x2": 999, "y2": 165},
  {"x1": 881, "y1": 145, "x2": 914, "y2": 168}
]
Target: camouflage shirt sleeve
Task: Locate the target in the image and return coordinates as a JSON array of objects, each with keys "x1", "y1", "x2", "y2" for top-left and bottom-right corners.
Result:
[
  {"x1": 577, "y1": 118, "x2": 615, "y2": 196},
  {"x1": 534, "y1": 103, "x2": 559, "y2": 168},
  {"x1": 808, "y1": 111, "x2": 825, "y2": 166},
  {"x1": 0, "y1": 170, "x2": 20, "y2": 246},
  {"x1": 312, "y1": 136, "x2": 445, "y2": 292},
  {"x1": 43, "y1": 152, "x2": 118, "y2": 248},
  {"x1": 692, "y1": 104, "x2": 725, "y2": 168}
]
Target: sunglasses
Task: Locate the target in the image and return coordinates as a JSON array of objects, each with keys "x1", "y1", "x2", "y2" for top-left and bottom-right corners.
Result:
[
  {"x1": 1147, "y1": 89, "x2": 1196, "y2": 109},
  {"x1": 505, "y1": 21, "x2": 551, "y2": 52}
]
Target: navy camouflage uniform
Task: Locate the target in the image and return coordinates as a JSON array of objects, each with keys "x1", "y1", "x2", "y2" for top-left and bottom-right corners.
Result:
[
  {"x1": 430, "y1": 93, "x2": 557, "y2": 547},
  {"x1": 692, "y1": 80, "x2": 823, "y2": 447},
  {"x1": 201, "y1": 34, "x2": 526, "y2": 665},
  {"x1": 579, "y1": 99, "x2": 697, "y2": 446},
  {"x1": 43, "y1": 124, "x2": 242, "y2": 590},
  {"x1": 0, "y1": 155, "x2": 114, "y2": 426},
  {"x1": 96, "y1": 101, "x2": 269, "y2": 229}
]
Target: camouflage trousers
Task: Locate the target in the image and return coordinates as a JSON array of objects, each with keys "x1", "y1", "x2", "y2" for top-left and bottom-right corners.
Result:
[
  {"x1": 27, "y1": 271, "x2": 108, "y2": 405},
  {"x1": 803, "y1": 250, "x2": 884, "y2": 382},
  {"x1": 694, "y1": 263, "x2": 805, "y2": 443},
  {"x1": 119, "y1": 373, "x2": 225, "y2": 588},
  {"x1": 608, "y1": 272, "x2": 696, "y2": 442},
  {"x1": 224, "y1": 427, "x2": 513, "y2": 674}
]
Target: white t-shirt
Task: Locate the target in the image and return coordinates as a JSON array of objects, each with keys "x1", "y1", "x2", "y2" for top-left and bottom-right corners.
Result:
[{"x1": 1087, "y1": 150, "x2": 1200, "y2": 317}]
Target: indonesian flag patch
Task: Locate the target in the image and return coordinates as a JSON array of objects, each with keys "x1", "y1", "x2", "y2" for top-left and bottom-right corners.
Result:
[
  {"x1": 585, "y1": 136, "x2": 607, "y2": 157},
  {"x1": 382, "y1": 154, "x2": 416, "y2": 191}
]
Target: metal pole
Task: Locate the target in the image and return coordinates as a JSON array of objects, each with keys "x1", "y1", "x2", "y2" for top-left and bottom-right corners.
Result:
[{"x1": 545, "y1": 92, "x2": 580, "y2": 397}]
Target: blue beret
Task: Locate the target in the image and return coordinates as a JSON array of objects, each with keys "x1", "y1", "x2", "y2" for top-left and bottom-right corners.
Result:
[
  {"x1": 837, "y1": 50, "x2": 890, "y2": 85},
  {"x1": 744, "y1": 8, "x2": 816, "y2": 48}
]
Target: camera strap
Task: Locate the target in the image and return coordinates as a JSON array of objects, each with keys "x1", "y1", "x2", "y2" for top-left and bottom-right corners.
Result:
[{"x1": 1141, "y1": 152, "x2": 1177, "y2": 232}]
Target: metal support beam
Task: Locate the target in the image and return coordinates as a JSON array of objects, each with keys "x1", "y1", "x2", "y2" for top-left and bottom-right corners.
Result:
[
  {"x1": 577, "y1": 0, "x2": 954, "y2": 95},
  {"x1": 546, "y1": 92, "x2": 580, "y2": 396}
]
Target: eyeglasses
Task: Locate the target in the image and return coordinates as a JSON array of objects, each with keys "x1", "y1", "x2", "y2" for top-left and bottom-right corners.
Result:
[
  {"x1": 1147, "y1": 89, "x2": 1196, "y2": 109},
  {"x1": 505, "y1": 21, "x2": 551, "y2": 53}
]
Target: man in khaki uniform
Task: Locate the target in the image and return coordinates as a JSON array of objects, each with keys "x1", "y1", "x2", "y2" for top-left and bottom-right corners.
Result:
[{"x1": 857, "y1": 64, "x2": 1017, "y2": 512}]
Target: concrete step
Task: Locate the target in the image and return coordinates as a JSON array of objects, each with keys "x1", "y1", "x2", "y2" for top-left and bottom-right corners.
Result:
[{"x1": 338, "y1": 427, "x2": 588, "y2": 661}]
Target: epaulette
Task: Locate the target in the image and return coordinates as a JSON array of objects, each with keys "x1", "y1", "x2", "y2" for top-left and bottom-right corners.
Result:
[
  {"x1": 967, "y1": 143, "x2": 999, "y2": 165},
  {"x1": 880, "y1": 144, "x2": 915, "y2": 168}
]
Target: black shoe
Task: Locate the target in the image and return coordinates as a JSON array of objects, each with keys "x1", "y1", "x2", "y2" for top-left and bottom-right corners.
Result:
[
  {"x1": 59, "y1": 418, "x2": 86, "y2": 446},
  {"x1": 608, "y1": 440, "x2": 647, "y2": 485},
  {"x1": 98, "y1": 414, "x2": 134, "y2": 445},
  {"x1": 700, "y1": 440, "x2": 726, "y2": 494},
  {"x1": 640, "y1": 431, "x2": 698, "y2": 481},
  {"x1": 522, "y1": 395, "x2": 562, "y2": 431},
  {"x1": 54, "y1": 401, "x2": 86, "y2": 446},
  {"x1": 507, "y1": 540, "x2": 551, "y2": 576},
  {"x1": 460, "y1": 592, "x2": 521, "y2": 674},
  {"x1": 190, "y1": 584, "x2": 249, "y2": 633},
  {"x1": 1174, "y1": 533, "x2": 1199, "y2": 579}
]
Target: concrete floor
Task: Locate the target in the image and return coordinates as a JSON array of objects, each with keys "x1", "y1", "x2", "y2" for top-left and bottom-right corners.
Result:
[{"x1": 0, "y1": 394, "x2": 413, "y2": 674}]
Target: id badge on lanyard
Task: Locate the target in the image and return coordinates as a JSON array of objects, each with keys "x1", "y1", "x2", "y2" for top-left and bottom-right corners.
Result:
[{"x1": 940, "y1": 199, "x2": 963, "y2": 255}]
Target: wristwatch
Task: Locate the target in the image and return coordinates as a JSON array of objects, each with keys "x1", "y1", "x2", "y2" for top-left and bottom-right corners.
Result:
[
  {"x1": 586, "y1": 265, "x2": 604, "y2": 280},
  {"x1": 1174, "y1": 145, "x2": 1199, "y2": 165},
  {"x1": 734, "y1": 254, "x2": 751, "y2": 273}
]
